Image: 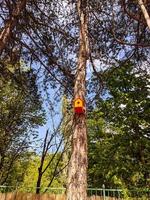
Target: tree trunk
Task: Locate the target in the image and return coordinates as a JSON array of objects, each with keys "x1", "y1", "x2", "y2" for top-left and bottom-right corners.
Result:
[
  {"x1": 138, "y1": 0, "x2": 150, "y2": 30},
  {"x1": 0, "y1": 0, "x2": 27, "y2": 55},
  {"x1": 67, "y1": 1, "x2": 89, "y2": 200},
  {"x1": 36, "y1": 172, "x2": 42, "y2": 194},
  {"x1": 36, "y1": 130, "x2": 48, "y2": 194}
]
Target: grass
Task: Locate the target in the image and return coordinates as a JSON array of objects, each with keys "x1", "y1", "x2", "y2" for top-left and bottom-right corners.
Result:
[
  {"x1": 0, "y1": 193, "x2": 122, "y2": 200},
  {"x1": 0, "y1": 193, "x2": 149, "y2": 200}
]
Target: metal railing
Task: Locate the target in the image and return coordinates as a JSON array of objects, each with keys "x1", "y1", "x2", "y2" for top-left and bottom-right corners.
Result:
[
  {"x1": 87, "y1": 188, "x2": 123, "y2": 199},
  {"x1": 0, "y1": 185, "x2": 149, "y2": 199}
]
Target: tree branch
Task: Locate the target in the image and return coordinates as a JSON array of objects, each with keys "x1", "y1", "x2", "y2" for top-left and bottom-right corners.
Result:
[
  {"x1": 138, "y1": 0, "x2": 150, "y2": 30},
  {"x1": 0, "y1": 0, "x2": 27, "y2": 55}
]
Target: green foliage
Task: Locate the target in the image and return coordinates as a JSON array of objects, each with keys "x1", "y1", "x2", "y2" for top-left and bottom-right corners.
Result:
[
  {"x1": 2, "y1": 152, "x2": 34, "y2": 188},
  {"x1": 88, "y1": 63, "x2": 150, "y2": 191},
  {"x1": 19, "y1": 153, "x2": 64, "y2": 192},
  {"x1": 0, "y1": 63, "x2": 45, "y2": 185}
]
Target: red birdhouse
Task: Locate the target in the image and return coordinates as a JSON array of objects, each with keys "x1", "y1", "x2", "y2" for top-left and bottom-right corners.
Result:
[{"x1": 74, "y1": 98, "x2": 84, "y2": 114}]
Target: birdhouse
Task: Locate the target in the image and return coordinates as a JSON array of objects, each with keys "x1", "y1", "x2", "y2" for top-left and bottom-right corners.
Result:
[{"x1": 74, "y1": 98, "x2": 84, "y2": 114}]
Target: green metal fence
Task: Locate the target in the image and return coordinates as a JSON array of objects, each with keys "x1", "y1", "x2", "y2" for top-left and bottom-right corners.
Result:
[
  {"x1": 87, "y1": 188, "x2": 150, "y2": 199},
  {"x1": 87, "y1": 188, "x2": 124, "y2": 199},
  {"x1": 0, "y1": 185, "x2": 149, "y2": 199}
]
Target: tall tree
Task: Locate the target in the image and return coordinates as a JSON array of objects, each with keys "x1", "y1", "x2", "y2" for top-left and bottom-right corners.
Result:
[{"x1": 67, "y1": 1, "x2": 89, "y2": 199}]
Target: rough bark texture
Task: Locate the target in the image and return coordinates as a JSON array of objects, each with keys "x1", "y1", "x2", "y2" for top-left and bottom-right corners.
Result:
[
  {"x1": 138, "y1": 0, "x2": 150, "y2": 30},
  {"x1": 0, "y1": 0, "x2": 27, "y2": 55},
  {"x1": 67, "y1": 0, "x2": 89, "y2": 200}
]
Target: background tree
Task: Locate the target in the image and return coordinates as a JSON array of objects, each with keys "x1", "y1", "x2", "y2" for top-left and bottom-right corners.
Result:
[
  {"x1": 88, "y1": 62, "x2": 150, "y2": 190},
  {"x1": 0, "y1": 64, "x2": 45, "y2": 185},
  {"x1": 20, "y1": 152, "x2": 65, "y2": 193},
  {"x1": 36, "y1": 127, "x2": 69, "y2": 194}
]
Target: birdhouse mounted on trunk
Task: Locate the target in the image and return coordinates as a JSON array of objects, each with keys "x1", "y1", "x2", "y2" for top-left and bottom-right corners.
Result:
[{"x1": 74, "y1": 98, "x2": 84, "y2": 114}]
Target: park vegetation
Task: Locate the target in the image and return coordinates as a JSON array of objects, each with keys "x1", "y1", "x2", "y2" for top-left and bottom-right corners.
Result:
[{"x1": 0, "y1": 0, "x2": 150, "y2": 199}]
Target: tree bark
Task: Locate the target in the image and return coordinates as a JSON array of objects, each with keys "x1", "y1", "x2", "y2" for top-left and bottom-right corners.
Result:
[
  {"x1": 138, "y1": 0, "x2": 150, "y2": 30},
  {"x1": 67, "y1": 0, "x2": 89, "y2": 200},
  {"x1": 0, "y1": 0, "x2": 27, "y2": 55}
]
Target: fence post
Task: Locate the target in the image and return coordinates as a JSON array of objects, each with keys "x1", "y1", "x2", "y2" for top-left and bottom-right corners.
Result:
[
  {"x1": 102, "y1": 184, "x2": 106, "y2": 200},
  {"x1": 14, "y1": 184, "x2": 18, "y2": 200}
]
